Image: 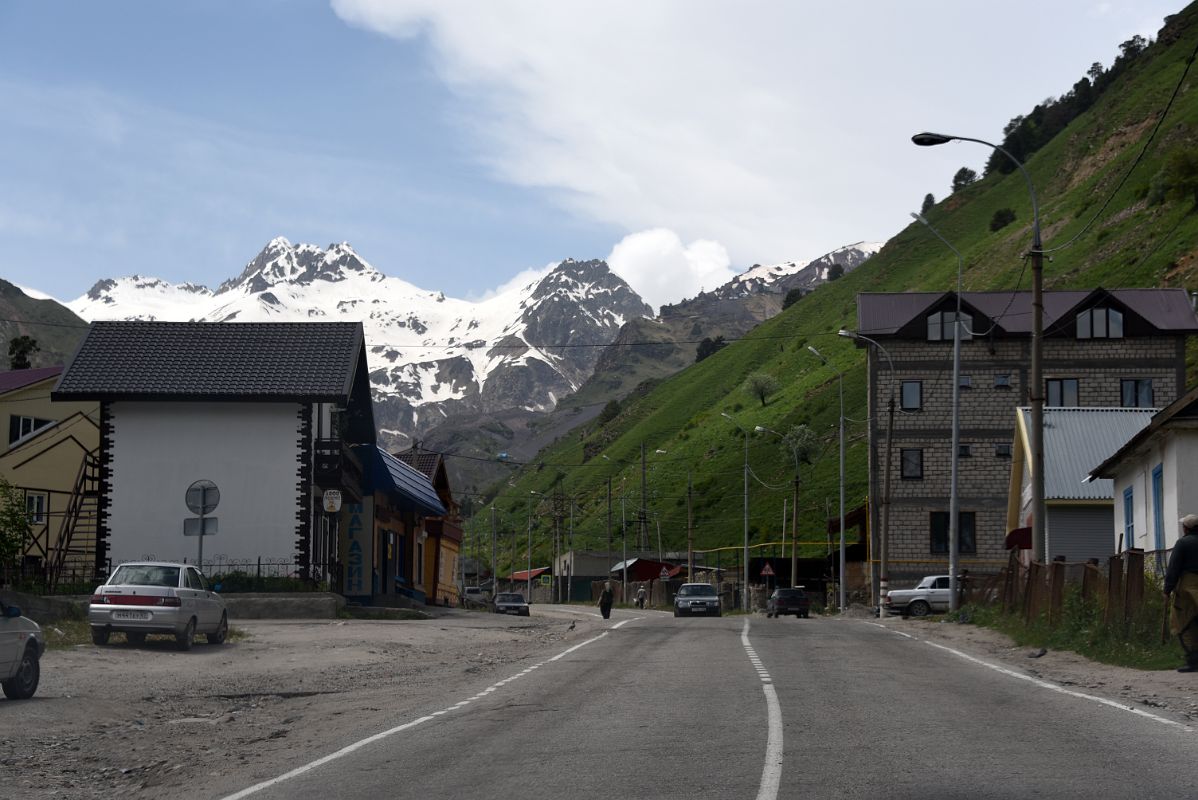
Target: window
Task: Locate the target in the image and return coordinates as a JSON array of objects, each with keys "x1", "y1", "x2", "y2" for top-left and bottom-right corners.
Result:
[
  {"x1": 900, "y1": 449, "x2": 923, "y2": 479},
  {"x1": 1152, "y1": 464, "x2": 1164, "y2": 550},
  {"x1": 958, "y1": 444, "x2": 972, "y2": 457},
  {"x1": 926, "y1": 311, "x2": 973, "y2": 342},
  {"x1": 994, "y1": 373, "x2": 1012, "y2": 389},
  {"x1": 1121, "y1": 379, "x2": 1153, "y2": 408},
  {"x1": 185, "y1": 569, "x2": 203, "y2": 590},
  {"x1": 930, "y1": 511, "x2": 977, "y2": 555},
  {"x1": 8, "y1": 415, "x2": 54, "y2": 445},
  {"x1": 1123, "y1": 486, "x2": 1134, "y2": 549},
  {"x1": 1046, "y1": 378, "x2": 1079, "y2": 407},
  {"x1": 26, "y1": 493, "x2": 46, "y2": 524},
  {"x1": 1076, "y1": 307, "x2": 1123, "y2": 339},
  {"x1": 995, "y1": 443, "x2": 1012, "y2": 458},
  {"x1": 901, "y1": 381, "x2": 922, "y2": 411},
  {"x1": 959, "y1": 375, "x2": 972, "y2": 389}
]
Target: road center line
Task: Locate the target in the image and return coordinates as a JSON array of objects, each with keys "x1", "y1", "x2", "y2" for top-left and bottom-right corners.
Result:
[
  {"x1": 219, "y1": 631, "x2": 612, "y2": 800},
  {"x1": 741, "y1": 619, "x2": 783, "y2": 800}
]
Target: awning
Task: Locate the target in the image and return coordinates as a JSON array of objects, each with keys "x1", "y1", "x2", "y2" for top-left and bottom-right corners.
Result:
[
  {"x1": 510, "y1": 567, "x2": 550, "y2": 581},
  {"x1": 1006, "y1": 527, "x2": 1032, "y2": 550},
  {"x1": 357, "y1": 445, "x2": 447, "y2": 517}
]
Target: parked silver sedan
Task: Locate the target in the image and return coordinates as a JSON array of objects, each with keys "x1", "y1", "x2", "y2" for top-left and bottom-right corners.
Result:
[
  {"x1": 0, "y1": 599, "x2": 44, "y2": 699},
  {"x1": 493, "y1": 592, "x2": 530, "y2": 616},
  {"x1": 89, "y1": 562, "x2": 228, "y2": 651}
]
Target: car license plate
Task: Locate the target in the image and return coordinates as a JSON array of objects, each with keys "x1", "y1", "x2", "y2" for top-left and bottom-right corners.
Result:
[{"x1": 113, "y1": 611, "x2": 150, "y2": 621}]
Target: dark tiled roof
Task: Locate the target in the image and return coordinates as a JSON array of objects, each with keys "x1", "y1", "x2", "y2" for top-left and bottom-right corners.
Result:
[
  {"x1": 393, "y1": 450, "x2": 440, "y2": 478},
  {"x1": 52, "y1": 322, "x2": 364, "y2": 402},
  {"x1": 0, "y1": 366, "x2": 63, "y2": 395},
  {"x1": 856, "y1": 289, "x2": 1198, "y2": 337},
  {"x1": 370, "y1": 447, "x2": 447, "y2": 517}
]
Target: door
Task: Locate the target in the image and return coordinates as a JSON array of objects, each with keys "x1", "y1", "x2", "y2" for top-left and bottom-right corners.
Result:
[
  {"x1": 185, "y1": 568, "x2": 215, "y2": 630},
  {"x1": 0, "y1": 603, "x2": 16, "y2": 675},
  {"x1": 930, "y1": 577, "x2": 952, "y2": 611},
  {"x1": 191, "y1": 567, "x2": 220, "y2": 630}
]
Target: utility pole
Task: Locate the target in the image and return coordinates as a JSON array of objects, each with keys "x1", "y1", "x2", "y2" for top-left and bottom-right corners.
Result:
[
  {"x1": 490, "y1": 505, "x2": 496, "y2": 597},
  {"x1": 687, "y1": 471, "x2": 694, "y2": 577},
  {"x1": 640, "y1": 442, "x2": 648, "y2": 551},
  {"x1": 606, "y1": 478, "x2": 612, "y2": 564},
  {"x1": 791, "y1": 474, "x2": 799, "y2": 589}
]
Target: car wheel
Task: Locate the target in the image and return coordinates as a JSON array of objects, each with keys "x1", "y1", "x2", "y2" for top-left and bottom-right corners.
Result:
[
  {"x1": 908, "y1": 600, "x2": 931, "y2": 618},
  {"x1": 126, "y1": 631, "x2": 147, "y2": 646},
  {"x1": 520, "y1": 609, "x2": 529, "y2": 617},
  {"x1": 176, "y1": 618, "x2": 196, "y2": 651},
  {"x1": 91, "y1": 627, "x2": 110, "y2": 646},
  {"x1": 715, "y1": 610, "x2": 722, "y2": 618},
  {"x1": 1, "y1": 644, "x2": 40, "y2": 700},
  {"x1": 207, "y1": 613, "x2": 228, "y2": 645},
  {"x1": 673, "y1": 608, "x2": 680, "y2": 617}
]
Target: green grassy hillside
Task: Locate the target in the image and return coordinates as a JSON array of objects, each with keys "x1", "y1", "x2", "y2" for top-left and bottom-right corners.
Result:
[{"x1": 467, "y1": 4, "x2": 1198, "y2": 575}]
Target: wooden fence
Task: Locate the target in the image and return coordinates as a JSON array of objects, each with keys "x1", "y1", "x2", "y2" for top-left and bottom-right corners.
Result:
[{"x1": 992, "y1": 548, "x2": 1163, "y2": 630}]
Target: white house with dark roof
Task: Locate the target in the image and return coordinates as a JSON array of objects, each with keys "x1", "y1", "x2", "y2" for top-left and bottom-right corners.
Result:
[
  {"x1": 849, "y1": 287, "x2": 1198, "y2": 581},
  {"x1": 1006, "y1": 407, "x2": 1154, "y2": 562},
  {"x1": 1089, "y1": 384, "x2": 1198, "y2": 557},
  {"x1": 52, "y1": 321, "x2": 377, "y2": 583}
]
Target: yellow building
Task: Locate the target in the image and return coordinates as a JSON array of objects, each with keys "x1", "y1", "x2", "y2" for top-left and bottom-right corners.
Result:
[{"x1": 0, "y1": 367, "x2": 100, "y2": 587}]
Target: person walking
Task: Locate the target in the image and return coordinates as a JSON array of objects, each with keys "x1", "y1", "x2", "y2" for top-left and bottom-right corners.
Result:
[
  {"x1": 598, "y1": 581, "x2": 615, "y2": 620},
  {"x1": 1165, "y1": 514, "x2": 1198, "y2": 673},
  {"x1": 636, "y1": 585, "x2": 647, "y2": 610}
]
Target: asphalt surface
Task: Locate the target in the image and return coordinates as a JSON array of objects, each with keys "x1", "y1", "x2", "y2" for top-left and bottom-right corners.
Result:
[{"x1": 214, "y1": 608, "x2": 1198, "y2": 800}]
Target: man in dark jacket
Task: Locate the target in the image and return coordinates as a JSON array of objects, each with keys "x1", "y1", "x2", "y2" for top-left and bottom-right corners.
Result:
[{"x1": 1165, "y1": 514, "x2": 1198, "y2": 673}]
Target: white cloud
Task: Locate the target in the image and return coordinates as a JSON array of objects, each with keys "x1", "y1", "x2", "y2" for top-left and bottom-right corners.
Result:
[
  {"x1": 606, "y1": 229, "x2": 734, "y2": 312},
  {"x1": 332, "y1": 0, "x2": 1180, "y2": 301},
  {"x1": 469, "y1": 262, "x2": 556, "y2": 302}
]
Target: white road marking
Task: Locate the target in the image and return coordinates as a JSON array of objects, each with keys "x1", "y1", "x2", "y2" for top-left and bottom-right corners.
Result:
[
  {"x1": 219, "y1": 632, "x2": 613, "y2": 799},
  {"x1": 867, "y1": 621, "x2": 1192, "y2": 731},
  {"x1": 741, "y1": 618, "x2": 783, "y2": 800}
]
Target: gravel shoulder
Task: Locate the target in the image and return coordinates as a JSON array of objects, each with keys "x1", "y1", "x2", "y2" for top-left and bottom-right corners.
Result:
[{"x1": 1, "y1": 606, "x2": 598, "y2": 800}]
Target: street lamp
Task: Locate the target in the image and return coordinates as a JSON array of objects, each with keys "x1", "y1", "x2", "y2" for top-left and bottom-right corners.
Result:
[
  {"x1": 908, "y1": 212, "x2": 964, "y2": 611},
  {"x1": 913, "y1": 130, "x2": 1045, "y2": 566},
  {"x1": 528, "y1": 490, "x2": 539, "y2": 600},
  {"x1": 808, "y1": 345, "x2": 846, "y2": 610},
  {"x1": 721, "y1": 411, "x2": 751, "y2": 610},
  {"x1": 755, "y1": 425, "x2": 801, "y2": 590},
  {"x1": 839, "y1": 329, "x2": 896, "y2": 614}
]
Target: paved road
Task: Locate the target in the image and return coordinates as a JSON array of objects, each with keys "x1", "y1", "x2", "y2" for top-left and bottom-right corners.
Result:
[{"x1": 218, "y1": 608, "x2": 1198, "y2": 800}]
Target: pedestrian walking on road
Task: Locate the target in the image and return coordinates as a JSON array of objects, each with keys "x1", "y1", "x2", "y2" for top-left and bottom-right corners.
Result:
[
  {"x1": 598, "y1": 581, "x2": 614, "y2": 620},
  {"x1": 636, "y1": 585, "x2": 647, "y2": 610},
  {"x1": 1165, "y1": 514, "x2": 1198, "y2": 673}
]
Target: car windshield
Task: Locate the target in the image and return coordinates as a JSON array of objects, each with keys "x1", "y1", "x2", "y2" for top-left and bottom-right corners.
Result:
[
  {"x1": 678, "y1": 584, "x2": 716, "y2": 597},
  {"x1": 108, "y1": 564, "x2": 181, "y2": 588},
  {"x1": 496, "y1": 593, "x2": 524, "y2": 603}
]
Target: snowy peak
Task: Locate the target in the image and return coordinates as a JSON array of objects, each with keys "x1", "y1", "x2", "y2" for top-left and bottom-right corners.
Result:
[
  {"x1": 721, "y1": 241, "x2": 883, "y2": 299},
  {"x1": 217, "y1": 238, "x2": 381, "y2": 295}
]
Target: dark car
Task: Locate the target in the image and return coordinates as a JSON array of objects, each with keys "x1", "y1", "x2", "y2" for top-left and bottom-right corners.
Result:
[
  {"x1": 493, "y1": 592, "x2": 530, "y2": 616},
  {"x1": 673, "y1": 583, "x2": 721, "y2": 617},
  {"x1": 766, "y1": 587, "x2": 811, "y2": 619}
]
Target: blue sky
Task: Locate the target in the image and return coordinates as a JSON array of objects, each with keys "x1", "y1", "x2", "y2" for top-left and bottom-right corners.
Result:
[{"x1": 0, "y1": 1, "x2": 1179, "y2": 309}]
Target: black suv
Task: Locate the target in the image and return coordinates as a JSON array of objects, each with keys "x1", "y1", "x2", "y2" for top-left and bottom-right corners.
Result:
[{"x1": 766, "y1": 587, "x2": 811, "y2": 619}]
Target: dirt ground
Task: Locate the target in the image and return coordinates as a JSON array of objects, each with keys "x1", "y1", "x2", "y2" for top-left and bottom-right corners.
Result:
[{"x1": 3, "y1": 608, "x2": 1196, "y2": 799}]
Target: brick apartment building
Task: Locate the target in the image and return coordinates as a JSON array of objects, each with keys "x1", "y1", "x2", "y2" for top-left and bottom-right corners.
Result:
[{"x1": 851, "y1": 288, "x2": 1198, "y2": 583}]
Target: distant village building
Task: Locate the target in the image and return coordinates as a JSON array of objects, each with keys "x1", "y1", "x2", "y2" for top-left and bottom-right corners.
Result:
[{"x1": 851, "y1": 288, "x2": 1198, "y2": 583}]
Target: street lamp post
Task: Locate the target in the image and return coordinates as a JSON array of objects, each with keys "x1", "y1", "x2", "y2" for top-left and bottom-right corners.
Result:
[
  {"x1": 808, "y1": 346, "x2": 846, "y2": 610},
  {"x1": 909, "y1": 212, "x2": 965, "y2": 610},
  {"x1": 913, "y1": 131, "x2": 1045, "y2": 567},
  {"x1": 755, "y1": 425, "x2": 801, "y2": 589},
  {"x1": 721, "y1": 412, "x2": 751, "y2": 611},
  {"x1": 528, "y1": 491, "x2": 539, "y2": 601},
  {"x1": 839, "y1": 329, "x2": 897, "y2": 614}
]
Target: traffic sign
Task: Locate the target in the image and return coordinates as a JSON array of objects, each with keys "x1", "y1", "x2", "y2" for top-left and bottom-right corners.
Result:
[
  {"x1": 323, "y1": 489, "x2": 343, "y2": 513},
  {"x1": 660, "y1": 566, "x2": 670, "y2": 580},
  {"x1": 184, "y1": 517, "x2": 218, "y2": 536},
  {"x1": 185, "y1": 480, "x2": 220, "y2": 515},
  {"x1": 760, "y1": 563, "x2": 775, "y2": 577}
]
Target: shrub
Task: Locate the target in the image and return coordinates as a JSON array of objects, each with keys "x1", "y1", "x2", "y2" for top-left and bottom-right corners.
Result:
[{"x1": 990, "y1": 207, "x2": 1017, "y2": 231}]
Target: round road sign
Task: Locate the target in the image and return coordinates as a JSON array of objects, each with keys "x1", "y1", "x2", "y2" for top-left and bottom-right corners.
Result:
[{"x1": 186, "y1": 480, "x2": 220, "y2": 515}]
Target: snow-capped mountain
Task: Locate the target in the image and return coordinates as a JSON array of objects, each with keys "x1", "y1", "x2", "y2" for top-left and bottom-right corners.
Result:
[
  {"x1": 69, "y1": 237, "x2": 654, "y2": 448},
  {"x1": 714, "y1": 241, "x2": 883, "y2": 300}
]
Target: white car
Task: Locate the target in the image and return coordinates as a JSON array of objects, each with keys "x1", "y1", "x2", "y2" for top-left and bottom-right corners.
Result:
[
  {"x1": 884, "y1": 574, "x2": 953, "y2": 617},
  {"x1": 89, "y1": 562, "x2": 228, "y2": 651},
  {"x1": 0, "y1": 599, "x2": 45, "y2": 700}
]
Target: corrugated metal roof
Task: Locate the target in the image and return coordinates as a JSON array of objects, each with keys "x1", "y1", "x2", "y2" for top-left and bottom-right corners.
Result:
[
  {"x1": 857, "y1": 289, "x2": 1198, "y2": 337},
  {"x1": 509, "y1": 567, "x2": 550, "y2": 581},
  {"x1": 52, "y1": 321, "x2": 364, "y2": 401},
  {"x1": 1019, "y1": 407, "x2": 1155, "y2": 500},
  {"x1": 0, "y1": 366, "x2": 62, "y2": 394},
  {"x1": 375, "y1": 447, "x2": 447, "y2": 517}
]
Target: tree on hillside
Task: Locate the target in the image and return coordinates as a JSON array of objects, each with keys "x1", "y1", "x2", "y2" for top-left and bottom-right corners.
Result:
[
  {"x1": 826, "y1": 263, "x2": 845, "y2": 281},
  {"x1": 695, "y1": 336, "x2": 727, "y2": 363},
  {"x1": 783, "y1": 424, "x2": 819, "y2": 468},
  {"x1": 920, "y1": 193, "x2": 935, "y2": 215},
  {"x1": 990, "y1": 207, "x2": 1017, "y2": 232},
  {"x1": 743, "y1": 372, "x2": 780, "y2": 407},
  {"x1": 782, "y1": 288, "x2": 804, "y2": 310},
  {"x1": 0, "y1": 478, "x2": 31, "y2": 583},
  {"x1": 8, "y1": 336, "x2": 38, "y2": 370},
  {"x1": 1148, "y1": 149, "x2": 1198, "y2": 209},
  {"x1": 951, "y1": 167, "x2": 977, "y2": 193},
  {"x1": 597, "y1": 398, "x2": 621, "y2": 425}
]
